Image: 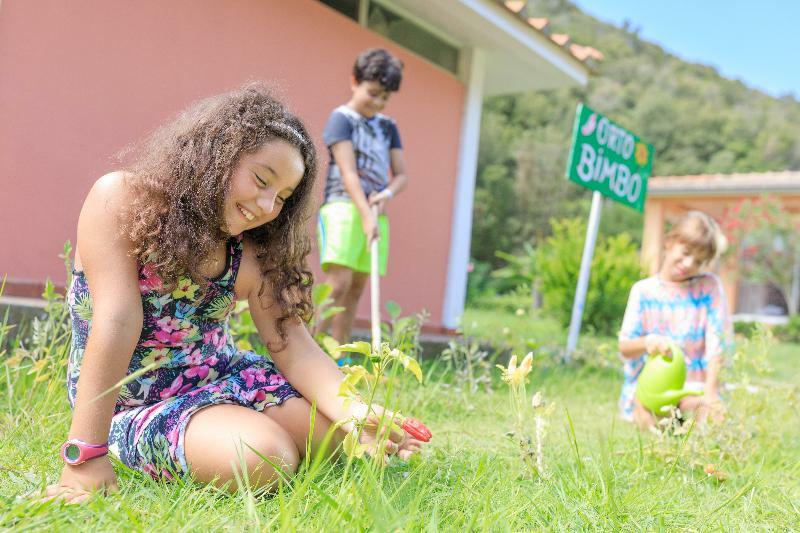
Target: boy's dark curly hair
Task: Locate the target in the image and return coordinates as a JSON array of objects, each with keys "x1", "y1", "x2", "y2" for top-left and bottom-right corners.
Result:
[
  {"x1": 121, "y1": 82, "x2": 318, "y2": 351},
  {"x1": 353, "y1": 48, "x2": 404, "y2": 91}
]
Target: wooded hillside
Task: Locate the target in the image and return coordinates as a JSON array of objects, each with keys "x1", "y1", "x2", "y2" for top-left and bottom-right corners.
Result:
[{"x1": 472, "y1": 0, "x2": 800, "y2": 265}]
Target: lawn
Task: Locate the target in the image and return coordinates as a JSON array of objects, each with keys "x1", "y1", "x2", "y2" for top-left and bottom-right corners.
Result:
[{"x1": 1, "y1": 303, "x2": 799, "y2": 530}]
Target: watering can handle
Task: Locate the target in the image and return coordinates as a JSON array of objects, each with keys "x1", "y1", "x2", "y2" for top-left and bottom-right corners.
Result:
[{"x1": 665, "y1": 341, "x2": 684, "y2": 362}]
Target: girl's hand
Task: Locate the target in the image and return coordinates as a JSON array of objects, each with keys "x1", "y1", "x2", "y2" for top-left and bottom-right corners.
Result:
[
  {"x1": 42, "y1": 457, "x2": 118, "y2": 504},
  {"x1": 397, "y1": 436, "x2": 424, "y2": 461},
  {"x1": 703, "y1": 389, "x2": 726, "y2": 422},
  {"x1": 644, "y1": 334, "x2": 673, "y2": 355},
  {"x1": 357, "y1": 410, "x2": 406, "y2": 459}
]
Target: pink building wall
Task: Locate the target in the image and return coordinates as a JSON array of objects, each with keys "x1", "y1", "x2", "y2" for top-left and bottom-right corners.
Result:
[{"x1": 0, "y1": 0, "x2": 464, "y2": 330}]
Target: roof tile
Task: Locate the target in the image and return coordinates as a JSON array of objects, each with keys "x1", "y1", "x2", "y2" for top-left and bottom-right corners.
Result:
[
  {"x1": 526, "y1": 17, "x2": 549, "y2": 31},
  {"x1": 504, "y1": 0, "x2": 526, "y2": 13},
  {"x1": 498, "y1": 1, "x2": 602, "y2": 66}
]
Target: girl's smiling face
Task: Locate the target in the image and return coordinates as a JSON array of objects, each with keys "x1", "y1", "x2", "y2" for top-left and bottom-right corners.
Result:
[
  {"x1": 223, "y1": 139, "x2": 305, "y2": 236},
  {"x1": 660, "y1": 240, "x2": 707, "y2": 282}
]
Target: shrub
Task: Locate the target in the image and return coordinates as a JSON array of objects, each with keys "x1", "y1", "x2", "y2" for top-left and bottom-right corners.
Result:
[
  {"x1": 733, "y1": 320, "x2": 760, "y2": 339},
  {"x1": 537, "y1": 217, "x2": 643, "y2": 336},
  {"x1": 468, "y1": 284, "x2": 535, "y2": 314},
  {"x1": 465, "y1": 259, "x2": 495, "y2": 305},
  {"x1": 773, "y1": 314, "x2": 800, "y2": 343}
]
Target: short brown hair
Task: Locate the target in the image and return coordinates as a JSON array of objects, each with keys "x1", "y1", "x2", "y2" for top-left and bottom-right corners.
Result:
[
  {"x1": 665, "y1": 210, "x2": 725, "y2": 264},
  {"x1": 353, "y1": 48, "x2": 404, "y2": 91}
]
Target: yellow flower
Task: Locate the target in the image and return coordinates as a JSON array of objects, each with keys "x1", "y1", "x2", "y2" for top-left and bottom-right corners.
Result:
[
  {"x1": 519, "y1": 352, "x2": 533, "y2": 375},
  {"x1": 172, "y1": 277, "x2": 199, "y2": 300},
  {"x1": 141, "y1": 348, "x2": 170, "y2": 368},
  {"x1": 497, "y1": 352, "x2": 534, "y2": 385}
]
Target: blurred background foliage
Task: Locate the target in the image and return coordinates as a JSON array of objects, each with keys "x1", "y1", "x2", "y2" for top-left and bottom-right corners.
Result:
[{"x1": 468, "y1": 0, "x2": 800, "y2": 328}]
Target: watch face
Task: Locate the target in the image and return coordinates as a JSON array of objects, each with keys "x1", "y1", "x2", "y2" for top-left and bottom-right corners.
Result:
[{"x1": 64, "y1": 443, "x2": 81, "y2": 462}]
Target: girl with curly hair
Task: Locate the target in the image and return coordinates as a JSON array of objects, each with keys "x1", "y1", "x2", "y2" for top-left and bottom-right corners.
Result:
[{"x1": 46, "y1": 83, "x2": 422, "y2": 503}]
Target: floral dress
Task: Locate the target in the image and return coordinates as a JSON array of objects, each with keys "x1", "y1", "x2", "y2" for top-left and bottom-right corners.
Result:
[
  {"x1": 617, "y1": 273, "x2": 732, "y2": 421},
  {"x1": 67, "y1": 236, "x2": 300, "y2": 479}
]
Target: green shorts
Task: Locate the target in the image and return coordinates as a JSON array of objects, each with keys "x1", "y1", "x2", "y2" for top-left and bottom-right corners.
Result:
[{"x1": 318, "y1": 201, "x2": 389, "y2": 275}]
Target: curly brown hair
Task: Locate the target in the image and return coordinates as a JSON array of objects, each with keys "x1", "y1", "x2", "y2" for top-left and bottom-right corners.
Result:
[{"x1": 121, "y1": 82, "x2": 318, "y2": 350}]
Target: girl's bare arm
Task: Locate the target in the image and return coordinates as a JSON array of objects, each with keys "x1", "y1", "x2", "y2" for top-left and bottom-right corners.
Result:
[
  {"x1": 619, "y1": 338, "x2": 646, "y2": 359},
  {"x1": 235, "y1": 247, "x2": 361, "y2": 426},
  {"x1": 44, "y1": 172, "x2": 144, "y2": 501},
  {"x1": 70, "y1": 172, "x2": 143, "y2": 444},
  {"x1": 619, "y1": 334, "x2": 672, "y2": 359}
]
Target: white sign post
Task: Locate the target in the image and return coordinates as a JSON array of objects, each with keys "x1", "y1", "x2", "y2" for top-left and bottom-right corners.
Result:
[
  {"x1": 565, "y1": 191, "x2": 602, "y2": 359},
  {"x1": 563, "y1": 104, "x2": 654, "y2": 360}
]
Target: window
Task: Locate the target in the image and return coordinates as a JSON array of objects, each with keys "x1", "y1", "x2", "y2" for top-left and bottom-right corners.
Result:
[
  {"x1": 316, "y1": 0, "x2": 460, "y2": 75},
  {"x1": 318, "y1": 0, "x2": 358, "y2": 21},
  {"x1": 367, "y1": 3, "x2": 459, "y2": 74}
]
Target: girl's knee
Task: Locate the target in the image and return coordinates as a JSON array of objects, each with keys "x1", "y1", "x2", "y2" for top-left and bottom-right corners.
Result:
[
  {"x1": 264, "y1": 397, "x2": 343, "y2": 460},
  {"x1": 184, "y1": 405, "x2": 300, "y2": 491},
  {"x1": 209, "y1": 428, "x2": 299, "y2": 491},
  {"x1": 239, "y1": 429, "x2": 300, "y2": 479}
]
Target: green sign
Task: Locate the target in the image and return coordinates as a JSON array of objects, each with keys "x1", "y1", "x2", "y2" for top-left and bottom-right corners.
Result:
[{"x1": 566, "y1": 104, "x2": 654, "y2": 212}]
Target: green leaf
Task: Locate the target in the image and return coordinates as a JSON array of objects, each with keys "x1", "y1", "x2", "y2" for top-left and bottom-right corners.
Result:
[
  {"x1": 342, "y1": 431, "x2": 365, "y2": 459},
  {"x1": 338, "y1": 365, "x2": 368, "y2": 398},
  {"x1": 73, "y1": 293, "x2": 93, "y2": 321},
  {"x1": 334, "y1": 341, "x2": 372, "y2": 357},
  {"x1": 312, "y1": 283, "x2": 333, "y2": 307},
  {"x1": 386, "y1": 300, "x2": 402, "y2": 321},
  {"x1": 205, "y1": 294, "x2": 233, "y2": 320},
  {"x1": 320, "y1": 306, "x2": 345, "y2": 321},
  {"x1": 393, "y1": 350, "x2": 423, "y2": 382},
  {"x1": 320, "y1": 335, "x2": 341, "y2": 358}
]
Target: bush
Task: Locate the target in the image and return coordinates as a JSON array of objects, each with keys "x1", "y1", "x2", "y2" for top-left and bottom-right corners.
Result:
[
  {"x1": 773, "y1": 314, "x2": 800, "y2": 343},
  {"x1": 733, "y1": 320, "x2": 760, "y2": 339},
  {"x1": 468, "y1": 284, "x2": 535, "y2": 314},
  {"x1": 537, "y1": 217, "x2": 643, "y2": 336}
]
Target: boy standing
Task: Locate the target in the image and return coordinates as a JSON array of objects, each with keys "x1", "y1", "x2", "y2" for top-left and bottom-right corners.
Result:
[{"x1": 317, "y1": 48, "x2": 409, "y2": 342}]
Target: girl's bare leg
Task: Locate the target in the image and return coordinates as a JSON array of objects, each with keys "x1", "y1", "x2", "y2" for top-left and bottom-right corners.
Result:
[
  {"x1": 632, "y1": 398, "x2": 657, "y2": 430},
  {"x1": 184, "y1": 404, "x2": 299, "y2": 492},
  {"x1": 262, "y1": 396, "x2": 344, "y2": 460}
]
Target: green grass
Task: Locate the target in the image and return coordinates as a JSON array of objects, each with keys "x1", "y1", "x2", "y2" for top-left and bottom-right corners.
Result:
[
  {"x1": 459, "y1": 308, "x2": 567, "y2": 355},
  {"x1": 1, "y1": 307, "x2": 799, "y2": 530}
]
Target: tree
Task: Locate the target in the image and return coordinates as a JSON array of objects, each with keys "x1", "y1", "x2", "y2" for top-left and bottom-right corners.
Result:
[
  {"x1": 470, "y1": 0, "x2": 800, "y2": 268},
  {"x1": 723, "y1": 197, "x2": 800, "y2": 315}
]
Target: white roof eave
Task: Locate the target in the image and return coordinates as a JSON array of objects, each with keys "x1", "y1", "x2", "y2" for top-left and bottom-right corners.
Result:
[{"x1": 387, "y1": 0, "x2": 589, "y2": 95}]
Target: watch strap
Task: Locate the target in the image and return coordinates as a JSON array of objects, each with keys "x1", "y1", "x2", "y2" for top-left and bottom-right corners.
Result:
[{"x1": 61, "y1": 439, "x2": 109, "y2": 465}]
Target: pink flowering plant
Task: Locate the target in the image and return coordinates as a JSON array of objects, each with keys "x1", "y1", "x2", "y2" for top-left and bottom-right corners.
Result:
[{"x1": 722, "y1": 196, "x2": 800, "y2": 315}]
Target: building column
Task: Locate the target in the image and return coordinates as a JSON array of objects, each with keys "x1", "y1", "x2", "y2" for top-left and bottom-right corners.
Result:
[
  {"x1": 441, "y1": 48, "x2": 486, "y2": 329},
  {"x1": 641, "y1": 198, "x2": 665, "y2": 275}
]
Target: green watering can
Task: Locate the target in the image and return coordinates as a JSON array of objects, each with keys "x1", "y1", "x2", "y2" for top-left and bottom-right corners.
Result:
[{"x1": 635, "y1": 343, "x2": 703, "y2": 414}]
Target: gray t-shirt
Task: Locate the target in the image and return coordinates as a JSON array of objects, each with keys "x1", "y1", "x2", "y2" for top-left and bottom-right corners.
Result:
[{"x1": 322, "y1": 105, "x2": 402, "y2": 202}]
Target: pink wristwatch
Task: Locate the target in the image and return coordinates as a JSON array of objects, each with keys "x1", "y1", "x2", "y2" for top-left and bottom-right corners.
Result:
[{"x1": 60, "y1": 439, "x2": 109, "y2": 465}]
